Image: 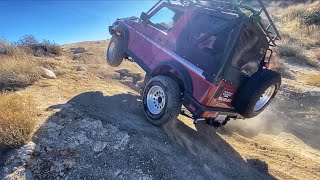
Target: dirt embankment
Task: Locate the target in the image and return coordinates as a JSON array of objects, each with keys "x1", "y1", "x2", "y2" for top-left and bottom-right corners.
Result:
[{"x1": 1, "y1": 40, "x2": 319, "y2": 180}]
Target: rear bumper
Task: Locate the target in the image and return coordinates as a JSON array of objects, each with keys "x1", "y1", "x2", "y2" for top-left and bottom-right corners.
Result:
[{"x1": 182, "y1": 92, "x2": 240, "y2": 119}]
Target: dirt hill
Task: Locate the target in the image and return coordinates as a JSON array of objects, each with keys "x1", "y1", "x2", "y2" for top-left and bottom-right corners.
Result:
[
  {"x1": 0, "y1": 38, "x2": 319, "y2": 179},
  {"x1": 1, "y1": 1, "x2": 320, "y2": 179}
]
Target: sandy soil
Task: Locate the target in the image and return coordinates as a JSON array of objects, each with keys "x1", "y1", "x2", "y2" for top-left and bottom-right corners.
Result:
[{"x1": 1, "y1": 40, "x2": 319, "y2": 180}]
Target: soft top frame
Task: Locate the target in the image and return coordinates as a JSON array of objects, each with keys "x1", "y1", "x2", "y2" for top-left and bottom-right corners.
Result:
[{"x1": 147, "y1": 0, "x2": 281, "y2": 46}]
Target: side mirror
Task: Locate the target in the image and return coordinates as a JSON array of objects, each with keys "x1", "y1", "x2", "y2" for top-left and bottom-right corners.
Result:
[{"x1": 140, "y1": 12, "x2": 149, "y2": 22}]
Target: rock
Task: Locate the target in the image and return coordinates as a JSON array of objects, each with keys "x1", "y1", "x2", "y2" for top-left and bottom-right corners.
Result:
[
  {"x1": 76, "y1": 66, "x2": 86, "y2": 71},
  {"x1": 16, "y1": 142, "x2": 36, "y2": 163},
  {"x1": 136, "y1": 81, "x2": 143, "y2": 88},
  {"x1": 113, "y1": 133, "x2": 130, "y2": 150},
  {"x1": 93, "y1": 141, "x2": 108, "y2": 152},
  {"x1": 115, "y1": 69, "x2": 130, "y2": 77},
  {"x1": 72, "y1": 47, "x2": 86, "y2": 54},
  {"x1": 41, "y1": 68, "x2": 56, "y2": 79},
  {"x1": 34, "y1": 48, "x2": 45, "y2": 57},
  {"x1": 4, "y1": 166, "x2": 26, "y2": 180},
  {"x1": 114, "y1": 73, "x2": 121, "y2": 79},
  {"x1": 72, "y1": 54, "x2": 81, "y2": 60}
]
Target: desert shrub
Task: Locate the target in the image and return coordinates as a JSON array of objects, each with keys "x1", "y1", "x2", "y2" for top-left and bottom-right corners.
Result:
[
  {"x1": 305, "y1": 74, "x2": 320, "y2": 87},
  {"x1": 15, "y1": 34, "x2": 62, "y2": 56},
  {"x1": 0, "y1": 93, "x2": 38, "y2": 148},
  {"x1": 42, "y1": 39, "x2": 62, "y2": 56},
  {"x1": 0, "y1": 49, "x2": 41, "y2": 91}
]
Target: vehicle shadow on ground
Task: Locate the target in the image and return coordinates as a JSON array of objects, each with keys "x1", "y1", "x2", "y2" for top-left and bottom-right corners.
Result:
[{"x1": 28, "y1": 91, "x2": 276, "y2": 179}]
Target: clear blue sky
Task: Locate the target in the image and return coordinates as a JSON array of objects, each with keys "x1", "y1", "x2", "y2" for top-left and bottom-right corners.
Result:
[{"x1": 0, "y1": 1, "x2": 156, "y2": 45}]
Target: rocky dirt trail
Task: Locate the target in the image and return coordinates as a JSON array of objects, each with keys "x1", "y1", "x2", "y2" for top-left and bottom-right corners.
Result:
[{"x1": 1, "y1": 41, "x2": 319, "y2": 180}]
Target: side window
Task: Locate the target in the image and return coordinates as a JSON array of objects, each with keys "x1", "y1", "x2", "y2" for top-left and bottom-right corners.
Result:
[
  {"x1": 176, "y1": 14, "x2": 233, "y2": 75},
  {"x1": 231, "y1": 27, "x2": 266, "y2": 77},
  {"x1": 149, "y1": 7, "x2": 181, "y2": 32}
]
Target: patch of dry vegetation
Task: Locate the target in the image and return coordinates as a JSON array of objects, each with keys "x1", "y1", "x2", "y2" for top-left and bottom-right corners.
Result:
[
  {"x1": 0, "y1": 40, "x2": 41, "y2": 91},
  {"x1": 0, "y1": 93, "x2": 38, "y2": 148},
  {"x1": 15, "y1": 35, "x2": 62, "y2": 56},
  {"x1": 276, "y1": 40, "x2": 320, "y2": 67},
  {"x1": 270, "y1": 2, "x2": 320, "y2": 69},
  {"x1": 305, "y1": 74, "x2": 320, "y2": 87},
  {"x1": 276, "y1": 2, "x2": 320, "y2": 47}
]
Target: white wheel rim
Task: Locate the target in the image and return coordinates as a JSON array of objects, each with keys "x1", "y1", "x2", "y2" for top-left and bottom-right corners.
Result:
[
  {"x1": 146, "y1": 85, "x2": 166, "y2": 115},
  {"x1": 254, "y1": 85, "x2": 276, "y2": 111},
  {"x1": 107, "y1": 42, "x2": 115, "y2": 60}
]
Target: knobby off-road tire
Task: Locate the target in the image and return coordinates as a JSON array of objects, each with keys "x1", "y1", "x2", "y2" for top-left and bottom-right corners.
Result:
[
  {"x1": 142, "y1": 75, "x2": 182, "y2": 125},
  {"x1": 234, "y1": 69, "x2": 281, "y2": 118},
  {"x1": 106, "y1": 35, "x2": 125, "y2": 67}
]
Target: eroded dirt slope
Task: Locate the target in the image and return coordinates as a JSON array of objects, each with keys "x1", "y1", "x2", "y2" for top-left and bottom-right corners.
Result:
[{"x1": 1, "y1": 40, "x2": 319, "y2": 180}]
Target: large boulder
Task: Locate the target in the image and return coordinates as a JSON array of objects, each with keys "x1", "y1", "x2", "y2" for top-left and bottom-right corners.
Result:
[{"x1": 41, "y1": 68, "x2": 56, "y2": 79}]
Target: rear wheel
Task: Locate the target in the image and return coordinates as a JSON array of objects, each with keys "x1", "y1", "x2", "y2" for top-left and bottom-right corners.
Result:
[
  {"x1": 234, "y1": 69, "x2": 281, "y2": 118},
  {"x1": 106, "y1": 35, "x2": 125, "y2": 67},
  {"x1": 142, "y1": 76, "x2": 182, "y2": 125}
]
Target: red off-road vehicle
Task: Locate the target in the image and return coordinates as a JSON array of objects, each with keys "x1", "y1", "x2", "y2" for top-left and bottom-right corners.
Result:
[{"x1": 107, "y1": 0, "x2": 281, "y2": 127}]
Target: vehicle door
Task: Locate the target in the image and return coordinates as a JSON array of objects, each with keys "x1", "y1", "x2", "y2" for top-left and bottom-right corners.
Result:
[{"x1": 129, "y1": 4, "x2": 180, "y2": 66}]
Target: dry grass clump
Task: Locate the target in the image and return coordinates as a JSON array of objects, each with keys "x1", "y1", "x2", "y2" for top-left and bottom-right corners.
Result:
[
  {"x1": 0, "y1": 42, "x2": 41, "y2": 91},
  {"x1": 276, "y1": 41, "x2": 319, "y2": 67},
  {"x1": 15, "y1": 34, "x2": 62, "y2": 56},
  {"x1": 0, "y1": 93, "x2": 38, "y2": 148},
  {"x1": 305, "y1": 74, "x2": 320, "y2": 87}
]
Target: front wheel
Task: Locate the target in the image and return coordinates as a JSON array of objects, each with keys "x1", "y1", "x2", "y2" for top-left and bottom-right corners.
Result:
[
  {"x1": 142, "y1": 76, "x2": 182, "y2": 125},
  {"x1": 106, "y1": 35, "x2": 125, "y2": 67}
]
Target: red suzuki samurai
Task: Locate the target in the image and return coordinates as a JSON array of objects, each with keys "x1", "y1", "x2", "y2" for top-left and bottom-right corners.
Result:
[{"x1": 107, "y1": 0, "x2": 281, "y2": 128}]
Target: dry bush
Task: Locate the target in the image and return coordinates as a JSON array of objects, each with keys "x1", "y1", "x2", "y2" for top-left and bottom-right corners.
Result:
[
  {"x1": 15, "y1": 34, "x2": 62, "y2": 56},
  {"x1": 0, "y1": 48, "x2": 41, "y2": 91},
  {"x1": 0, "y1": 93, "x2": 38, "y2": 148},
  {"x1": 305, "y1": 74, "x2": 320, "y2": 87}
]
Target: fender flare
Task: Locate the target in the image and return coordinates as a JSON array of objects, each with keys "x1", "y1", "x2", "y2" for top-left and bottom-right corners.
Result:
[{"x1": 150, "y1": 61, "x2": 193, "y2": 93}]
